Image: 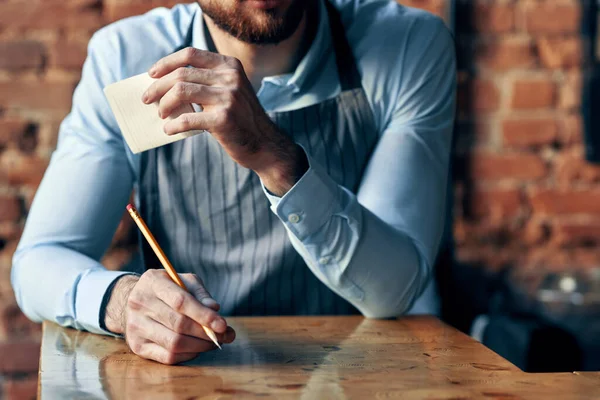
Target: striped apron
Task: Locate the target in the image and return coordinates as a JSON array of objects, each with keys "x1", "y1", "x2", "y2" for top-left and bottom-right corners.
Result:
[{"x1": 138, "y1": 2, "x2": 381, "y2": 316}]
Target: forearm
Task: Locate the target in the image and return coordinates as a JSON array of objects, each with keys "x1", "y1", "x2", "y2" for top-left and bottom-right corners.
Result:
[
  {"x1": 282, "y1": 191, "x2": 431, "y2": 317},
  {"x1": 11, "y1": 245, "x2": 134, "y2": 334},
  {"x1": 262, "y1": 156, "x2": 441, "y2": 318}
]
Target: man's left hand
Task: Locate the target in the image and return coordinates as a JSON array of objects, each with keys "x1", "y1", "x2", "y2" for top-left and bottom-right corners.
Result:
[{"x1": 143, "y1": 47, "x2": 308, "y2": 197}]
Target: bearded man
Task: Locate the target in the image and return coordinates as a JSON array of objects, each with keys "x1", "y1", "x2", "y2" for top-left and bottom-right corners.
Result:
[{"x1": 12, "y1": 0, "x2": 456, "y2": 364}]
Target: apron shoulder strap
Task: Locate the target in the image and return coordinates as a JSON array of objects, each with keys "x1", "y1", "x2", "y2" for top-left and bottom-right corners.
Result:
[
  {"x1": 174, "y1": 10, "x2": 197, "y2": 53},
  {"x1": 324, "y1": 0, "x2": 362, "y2": 91}
]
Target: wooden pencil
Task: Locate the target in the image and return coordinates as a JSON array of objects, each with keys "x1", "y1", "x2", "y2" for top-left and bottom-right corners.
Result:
[{"x1": 126, "y1": 203, "x2": 221, "y2": 350}]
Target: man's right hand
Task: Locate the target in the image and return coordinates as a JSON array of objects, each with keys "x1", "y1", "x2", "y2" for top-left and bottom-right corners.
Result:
[{"x1": 104, "y1": 270, "x2": 235, "y2": 365}]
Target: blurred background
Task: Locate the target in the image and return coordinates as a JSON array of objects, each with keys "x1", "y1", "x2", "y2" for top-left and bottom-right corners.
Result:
[{"x1": 0, "y1": 0, "x2": 599, "y2": 398}]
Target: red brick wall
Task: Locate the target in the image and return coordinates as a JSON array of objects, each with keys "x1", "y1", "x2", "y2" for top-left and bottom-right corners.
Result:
[{"x1": 0, "y1": 0, "x2": 592, "y2": 397}]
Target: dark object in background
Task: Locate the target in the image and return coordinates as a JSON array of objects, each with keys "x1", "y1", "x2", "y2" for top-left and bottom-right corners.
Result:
[
  {"x1": 483, "y1": 315, "x2": 583, "y2": 373},
  {"x1": 582, "y1": 0, "x2": 600, "y2": 162},
  {"x1": 481, "y1": 268, "x2": 600, "y2": 372}
]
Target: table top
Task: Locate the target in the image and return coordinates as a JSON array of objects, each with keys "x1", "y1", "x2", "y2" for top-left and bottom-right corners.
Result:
[
  {"x1": 575, "y1": 371, "x2": 600, "y2": 381},
  {"x1": 39, "y1": 316, "x2": 600, "y2": 399}
]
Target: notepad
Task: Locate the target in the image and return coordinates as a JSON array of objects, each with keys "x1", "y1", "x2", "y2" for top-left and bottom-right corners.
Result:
[{"x1": 104, "y1": 72, "x2": 205, "y2": 154}]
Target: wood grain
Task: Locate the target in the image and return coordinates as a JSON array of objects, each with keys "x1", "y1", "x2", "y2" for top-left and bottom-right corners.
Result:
[{"x1": 39, "y1": 316, "x2": 599, "y2": 399}]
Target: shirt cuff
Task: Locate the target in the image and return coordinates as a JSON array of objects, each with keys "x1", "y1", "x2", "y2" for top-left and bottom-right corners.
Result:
[
  {"x1": 75, "y1": 268, "x2": 137, "y2": 336},
  {"x1": 260, "y1": 150, "x2": 341, "y2": 241}
]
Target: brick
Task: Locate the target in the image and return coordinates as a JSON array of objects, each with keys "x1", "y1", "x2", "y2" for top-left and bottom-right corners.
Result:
[
  {"x1": 522, "y1": 248, "x2": 600, "y2": 270},
  {"x1": 529, "y1": 188, "x2": 600, "y2": 215},
  {"x1": 0, "y1": 119, "x2": 28, "y2": 148},
  {"x1": 0, "y1": 222, "x2": 22, "y2": 241},
  {"x1": 552, "y1": 219, "x2": 600, "y2": 247},
  {"x1": 0, "y1": 340, "x2": 40, "y2": 373},
  {"x1": 502, "y1": 118, "x2": 558, "y2": 149},
  {"x1": 37, "y1": 120, "x2": 61, "y2": 152},
  {"x1": 476, "y1": 38, "x2": 535, "y2": 70},
  {"x1": 455, "y1": 245, "x2": 513, "y2": 271},
  {"x1": 104, "y1": 0, "x2": 182, "y2": 22},
  {"x1": 511, "y1": 79, "x2": 556, "y2": 109},
  {"x1": 472, "y1": 2, "x2": 515, "y2": 33},
  {"x1": 51, "y1": 39, "x2": 88, "y2": 70},
  {"x1": 458, "y1": 79, "x2": 501, "y2": 113},
  {"x1": 0, "y1": 195, "x2": 22, "y2": 223},
  {"x1": 522, "y1": 2, "x2": 581, "y2": 34},
  {"x1": 556, "y1": 147, "x2": 600, "y2": 184},
  {"x1": 465, "y1": 188, "x2": 522, "y2": 219},
  {"x1": 0, "y1": 301, "x2": 41, "y2": 341},
  {"x1": 0, "y1": 149, "x2": 48, "y2": 186},
  {"x1": 571, "y1": 249, "x2": 600, "y2": 268},
  {"x1": 558, "y1": 114, "x2": 583, "y2": 145},
  {"x1": 0, "y1": 81, "x2": 75, "y2": 113},
  {"x1": 558, "y1": 72, "x2": 582, "y2": 110},
  {"x1": 0, "y1": 120, "x2": 39, "y2": 154},
  {"x1": 0, "y1": 41, "x2": 45, "y2": 71},
  {"x1": 469, "y1": 152, "x2": 547, "y2": 181},
  {"x1": 2, "y1": 375, "x2": 38, "y2": 400},
  {"x1": 21, "y1": 185, "x2": 40, "y2": 211},
  {"x1": 537, "y1": 37, "x2": 583, "y2": 69},
  {"x1": 0, "y1": 2, "x2": 103, "y2": 30},
  {"x1": 452, "y1": 218, "x2": 515, "y2": 247},
  {"x1": 522, "y1": 218, "x2": 550, "y2": 245}
]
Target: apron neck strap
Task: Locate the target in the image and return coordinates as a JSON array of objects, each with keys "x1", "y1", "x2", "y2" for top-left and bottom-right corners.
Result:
[{"x1": 324, "y1": 0, "x2": 362, "y2": 91}]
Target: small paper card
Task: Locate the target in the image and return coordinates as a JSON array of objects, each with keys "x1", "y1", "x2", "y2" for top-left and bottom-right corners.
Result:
[{"x1": 104, "y1": 72, "x2": 205, "y2": 154}]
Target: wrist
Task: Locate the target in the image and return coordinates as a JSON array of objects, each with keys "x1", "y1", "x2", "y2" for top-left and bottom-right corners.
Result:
[
  {"x1": 104, "y1": 275, "x2": 139, "y2": 335},
  {"x1": 256, "y1": 143, "x2": 308, "y2": 197}
]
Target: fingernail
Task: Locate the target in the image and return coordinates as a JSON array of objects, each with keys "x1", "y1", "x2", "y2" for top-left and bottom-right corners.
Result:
[
  {"x1": 225, "y1": 329, "x2": 236, "y2": 343},
  {"x1": 211, "y1": 318, "x2": 226, "y2": 332},
  {"x1": 158, "y1": 109, "x2": 163, "y2": 119},
  {"x1": 201, "y1": 298, "x2": 219, "y2": 308},
  {"x1": 142, "y1": 92, "x2": 149, "y2": 103},
  {"x1": 149, "y1": 67, "x2": 156, "y2": 77}
]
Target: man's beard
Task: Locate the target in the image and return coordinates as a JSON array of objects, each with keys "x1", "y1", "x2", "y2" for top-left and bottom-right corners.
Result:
[{"x1": 197, "y1": 0, "x2": 307, "y2": 45}]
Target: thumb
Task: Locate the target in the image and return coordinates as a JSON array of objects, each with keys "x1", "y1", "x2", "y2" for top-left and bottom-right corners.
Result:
[{"x1": 181, "y1": 274, "x2": 221, "y2": 312}]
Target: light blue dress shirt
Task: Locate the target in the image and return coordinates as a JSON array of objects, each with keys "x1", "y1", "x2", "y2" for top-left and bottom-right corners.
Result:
[{"x1": 12, "y1": 0, "x2": 456, "y2": 335}]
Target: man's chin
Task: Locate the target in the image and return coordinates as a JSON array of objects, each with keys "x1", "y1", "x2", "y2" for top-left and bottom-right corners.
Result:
[{"x1": 201, "y1": 0, "x2": 305, "y2": 45}]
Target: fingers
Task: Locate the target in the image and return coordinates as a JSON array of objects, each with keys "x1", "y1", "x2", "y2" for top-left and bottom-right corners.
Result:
[
  {"x1": 136, "y1": 342, "x2": 201, "y2": 365},
  {"x1": 143, "y1": 67, "x2": 225, "y2": 105},
  {"x1": 149, "y1": 47, "x2": 239, "y2": 78},
  {"x1": 153, "y1": 274, "x2": 228, "y2": 334},
  {"x1": 138, "y1": 295, "x2": 235, "y2": 344},
  {"x1": 163, "y1": 111, "x2": 219, "y2": 136},
  {"x1": 157, "y1": 82, "x2": 226, "y2": 119},
  {"x1": 139, "y1": 315, "x2": 218, "y2": 354},
  {"x1": 180, "y1": 275, "x2": 220, "y2": 312},
  {"x1": 140, "y1": 294, "x2": 208, "y2": 338}
]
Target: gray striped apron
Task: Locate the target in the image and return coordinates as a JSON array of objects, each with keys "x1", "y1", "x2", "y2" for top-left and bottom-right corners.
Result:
[{"x1": 138, "y1": 2, "x2": 379, "y2": 316}]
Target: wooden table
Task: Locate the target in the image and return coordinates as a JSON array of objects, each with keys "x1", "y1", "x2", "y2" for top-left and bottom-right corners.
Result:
[{"x1": 39, "y1": 316, "x2": 600, "y2": 399}]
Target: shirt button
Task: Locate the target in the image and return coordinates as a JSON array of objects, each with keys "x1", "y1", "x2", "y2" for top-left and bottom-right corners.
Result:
[
  {"x1": 288, "y1": 213, "x2": 301, "y2": 224},
  {"x1": 319, "y1": 256, "x2": 331, "y2": 265}
]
